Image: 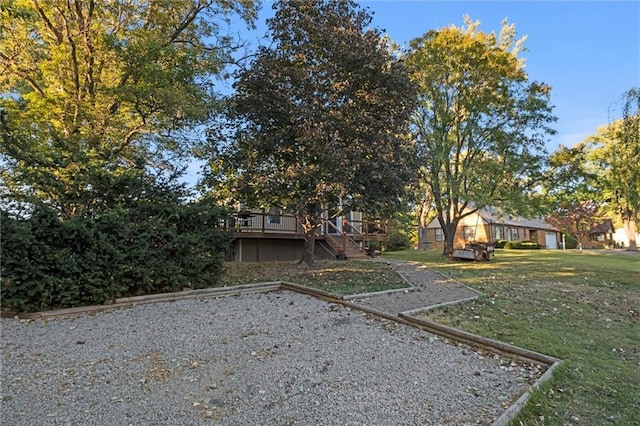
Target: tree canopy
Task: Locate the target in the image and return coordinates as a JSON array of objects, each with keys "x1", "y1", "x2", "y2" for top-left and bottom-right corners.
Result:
[
  {"x1": 1, "y1": 0, "x2": 257, "y2": 218},
  {"x1": 583, "y1": 89, "x2": 640, "y2": 250},
  {"x1": 543, "y1": 145, "x2": 605, "y2": 250},
  {"x1": 208, "y1": 0, "x2": 417, "y2": 263},
  {"x1": 406, "y1": 17, "x2": 556, "y2": 255}
]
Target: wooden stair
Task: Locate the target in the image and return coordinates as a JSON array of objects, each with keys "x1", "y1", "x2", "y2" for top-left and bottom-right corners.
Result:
[{"x1": 324, "y1": 234, "x2": 367, "y2": 260}]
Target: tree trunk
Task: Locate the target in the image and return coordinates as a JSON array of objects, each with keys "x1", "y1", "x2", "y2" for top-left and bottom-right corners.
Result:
[
  {"x1": 442, "y1": 221, "x2": 458, "y2": 257},
  {"x1": 417, "y1": 225, "x2": 429, "y2": 250},
  {"x1": 623, "y1": 214, "x2": 638, "y2": 251},
  {"x1": 301, "y1": 230, "x2": 316, "y2": 264},
  {"x1": 298, "y1": 213, "x2": 318, "y2": 265},
  {"x1": 416, "y1": 195, "x2": 434, "y2": 250}
]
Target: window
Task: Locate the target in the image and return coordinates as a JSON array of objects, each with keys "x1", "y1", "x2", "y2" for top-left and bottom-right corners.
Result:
[
  {"x1": 512, "y1": 228, "x2": 519, "y2": 240},
  {"x1": 463, "y1": 226, "x2": 476, "y2": 241},
  {"x1": 494, "y1": 225, "x2": 504, "y2": 240},
  {"x1": 508, "y1": 227, "x2": 517, "y2": 241},
  {"x1": 267, "y1": 207, "x2": 281, "y2": 224},
  {"x1": 435, "y1": 229, "x2": 443, "y2": 241}
]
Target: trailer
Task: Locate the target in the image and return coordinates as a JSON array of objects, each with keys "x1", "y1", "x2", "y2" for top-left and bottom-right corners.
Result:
[{"x1": 452, "y1": 242, "x2": 495, "y2": 261}]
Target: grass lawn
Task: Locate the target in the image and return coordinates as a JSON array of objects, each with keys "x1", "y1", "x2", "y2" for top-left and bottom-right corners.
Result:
[
  {"x1": 384, "y1": 249, "x2": 639, "y2": 425},
  {"x1": 221, "y1": 259, "x2": 408, "y2": 296}
]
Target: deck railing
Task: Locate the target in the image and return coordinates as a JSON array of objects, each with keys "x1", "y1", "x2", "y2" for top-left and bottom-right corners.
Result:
[
  {"x1": 219, "y1": 212, "x2": 303, "y2": 234},
  {"x1": 218, "y1": 212, "x2": 388, "y2": 241}
]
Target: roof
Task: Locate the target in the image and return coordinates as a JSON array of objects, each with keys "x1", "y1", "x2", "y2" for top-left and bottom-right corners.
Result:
[
  {"x1": 426, "y1": 206, "x2": 558, "y2": 231},
  {"x1": 477, "y1": 207, "x2": 558, "y2": 231},
  {"x1": 587, "y1": 219, "x2": 615, "y2": 235}
]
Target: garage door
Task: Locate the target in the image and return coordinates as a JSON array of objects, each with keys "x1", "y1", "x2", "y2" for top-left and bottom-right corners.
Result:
[{"x1": 545, "y1": 232, "x2": 558, "y2": 249}]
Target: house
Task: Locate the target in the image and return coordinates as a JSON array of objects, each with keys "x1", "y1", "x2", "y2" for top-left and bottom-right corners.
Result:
[
  {"x1": 220, "y1": 208, "x2": 388, "y2": 262},
  {"x1": 424, "y1": 206, "x2": 560, "y2": 250},
  {"x1": 613, "y1": 227, "x2": 640, "y2": 249},
  {"x1": 582, "y1": 219, "x2": 615, "y2": 249}
]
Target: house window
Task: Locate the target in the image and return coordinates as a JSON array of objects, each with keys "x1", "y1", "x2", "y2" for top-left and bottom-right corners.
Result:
[
  {"x1": 267, "y1": 207, "x2": 281, "y2": 224},
  {"x1": 512, "y1": 228, "x2": 519, "y2": 240},
  {"x1": 494, "y1": 225, "x2": 504, "y2": 240},
  {"x1": 463, "y1": 226, "x2": 476, "y2": 241},
  {"x1": 435, "y1": 229, "x2": 443, "y2": 241}
]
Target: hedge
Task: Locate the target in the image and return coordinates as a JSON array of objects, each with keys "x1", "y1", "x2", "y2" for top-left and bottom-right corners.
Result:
[
  {"x1": 502, "y1": 240, "x2": 542, "y2": 250},
  {"x1": 1, "y1": 200, "x2": 231, "y2": 313}
]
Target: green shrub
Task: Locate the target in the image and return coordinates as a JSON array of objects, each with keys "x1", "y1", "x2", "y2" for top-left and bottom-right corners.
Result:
[
  {"x1": 519, "y1": 241, "x2": 541, "y2": 249},
  {"x1": 503, "y1": 240, "x2": 541, "y2": 250},
  {"x1": 1, "y1": 207, "x2": 123, "y2": 312},
  {"x1": 503, "y1": 241, "x2": 517, "y2": 249},
  {"x1": 495, "y1": 239, "x2": 508, "y2": 249},
  {"x1": 1, "y1": 180, "x2": 232, "y2": 313},
  {"x1": 563, "y1": 234, "x2": 578, "y2": 249},
  {"x1": 386, "y1": 230, "x2": 412, "y2": 251}
]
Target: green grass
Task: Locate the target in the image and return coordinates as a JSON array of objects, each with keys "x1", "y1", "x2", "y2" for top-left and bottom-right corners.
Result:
[
  {"x1": 221, "y1": 259, "x2": 407, "y2": 296},
  {"x1": 383, "y1": 249, "x2": 640, "y2": 425}
]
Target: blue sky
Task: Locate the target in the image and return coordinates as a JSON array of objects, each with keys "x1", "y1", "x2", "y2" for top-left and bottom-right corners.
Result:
[
  {"x1": 236, "y1": 0, "x2": 640, "y2": 152},
  {"x1": 361, "y1": 0, "x2": 640, "y2": 151}
]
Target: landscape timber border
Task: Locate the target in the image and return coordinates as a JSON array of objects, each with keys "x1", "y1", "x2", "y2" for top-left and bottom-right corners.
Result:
[{"x1": 3, "y1": 280, "x2": 563, "y2": 425}]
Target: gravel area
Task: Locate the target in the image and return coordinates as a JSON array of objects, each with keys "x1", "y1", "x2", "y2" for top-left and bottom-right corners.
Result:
[
  {"x1": 0, "y1": 290, "x2": 540, "y2": 425},
  {"x1": 349, "y1": 261, "x2": 482, "y2": 314}
]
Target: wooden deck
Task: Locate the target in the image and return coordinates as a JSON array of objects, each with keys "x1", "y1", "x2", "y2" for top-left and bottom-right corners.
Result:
[{"x1": 219, "y1": 212, "x2": 388, "y2": 259}]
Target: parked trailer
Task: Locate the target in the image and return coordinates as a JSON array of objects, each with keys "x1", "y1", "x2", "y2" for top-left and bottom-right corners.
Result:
[{"x1": 452, "y1": 242, "x2": 495, "y2": 261}]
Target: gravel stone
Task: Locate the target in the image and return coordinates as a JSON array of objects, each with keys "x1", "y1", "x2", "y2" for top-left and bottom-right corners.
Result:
[
  {"x1": 350, "y1": 260, "x2": 481, "y2": 314},
  {"x1": 1, "y1": 288, "x2": 535, "y2": 425}
]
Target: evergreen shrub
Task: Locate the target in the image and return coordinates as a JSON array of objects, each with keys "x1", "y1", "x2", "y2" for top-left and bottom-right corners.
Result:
[
  {"x1": 386, "y1": 230, "x2": 412, "y2": 251},
  {"x1": 563, "y1": 234, "x2": 578, "y2": 249},
  {"x1": 1, "y1": 193, "x2": 231, "y2": 313}
]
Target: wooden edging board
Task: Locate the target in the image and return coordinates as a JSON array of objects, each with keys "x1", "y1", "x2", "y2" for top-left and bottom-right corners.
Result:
[
  {"x1": 396, "y1": 312, "x2": 561, "y2": 366},
  {"x1": 492, "y1": 360, "x2": 562, "y2": 426},
  {"x1": 5, "y1": 282, "x2": 281, "y2": 320},
  {"x1": 399, "y1": 295, "x2": 482, "y2": 317},
  {"x1": 4, "y1": 280, "x2": 562, "y2": 424},
  {"x1": 282, "y1": 283, "x2": 563, "y2": 426},
  {"x1": 342, "y1": 286, "x2": 415, "y2": 300}
]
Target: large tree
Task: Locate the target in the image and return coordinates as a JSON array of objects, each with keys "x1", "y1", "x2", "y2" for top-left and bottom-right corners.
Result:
[
  {"x1": 406, "y1": 17, "x2": 556, "y2": 256},
  {"x1": 0, "y1": 0, "x2": 257, "y2": 218},
  {"x1": 585, "y1": 89, "x2": 640, "y2": 250},
  {"x1": 543, "y1": 145, "x2": 605, "y2": 250},
  {"x1": 414, "y1": 179, "x2": 436, "y2": 249},
  {"x1": 208, "y1": 0, "x2": 417, "y2": 263}
]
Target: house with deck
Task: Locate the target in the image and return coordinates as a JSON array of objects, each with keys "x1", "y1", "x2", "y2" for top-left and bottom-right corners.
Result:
[
  {"x1": 220, "y1": 209, "x2": 388, "y2": 262},
  {"x1": 424, "y1": 206, "x2": 560, "y2": 250}
]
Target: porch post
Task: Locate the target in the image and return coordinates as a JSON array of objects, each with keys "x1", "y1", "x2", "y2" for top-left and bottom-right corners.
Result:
[{"x1": 342, "y1": 216, "x2": 347, "y2": 254}]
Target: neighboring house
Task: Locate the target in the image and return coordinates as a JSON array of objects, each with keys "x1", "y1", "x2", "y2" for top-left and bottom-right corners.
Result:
[
  {"x1": 613, "y1": 227, "x2": 640, "y2": 249},
  {"x1": 581, "y1": 219, "x2": 616, "y2": 249},
  {"x1": 220, "y1": 208, "x2": 388, "y2": 262},
  {"x1": 425, "y1": 206, "x2": 560, "y2": 250}
]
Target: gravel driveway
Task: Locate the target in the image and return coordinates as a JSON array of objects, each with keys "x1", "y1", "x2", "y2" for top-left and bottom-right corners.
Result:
[{"x1": 1, "y1": 263, "x2": 542, "y2": 425}]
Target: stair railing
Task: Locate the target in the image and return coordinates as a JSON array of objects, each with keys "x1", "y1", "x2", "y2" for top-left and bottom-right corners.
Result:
[{"x1": 326, "y1": 219, "x2": 363, "y2": 254}]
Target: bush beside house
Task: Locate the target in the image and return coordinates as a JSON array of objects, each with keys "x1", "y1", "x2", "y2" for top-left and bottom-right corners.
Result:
[
  {"x1": 502, "y1": 241, "x2": 541, "y2": 250},
  {"x1": 1, "y1": 200, "x2": 231, "y2": 313},
  {"x1": 386, "y1": 230, "x2": 412, "y2": 251}
]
